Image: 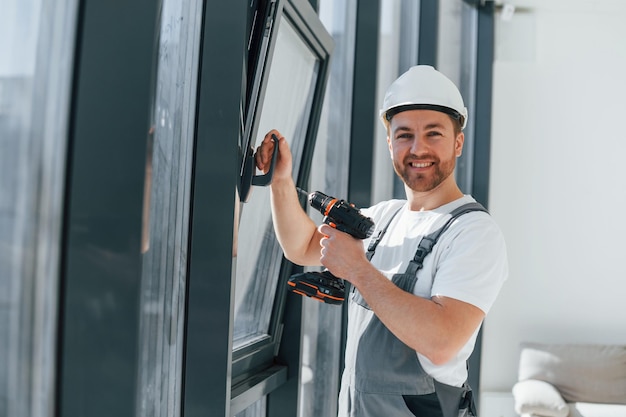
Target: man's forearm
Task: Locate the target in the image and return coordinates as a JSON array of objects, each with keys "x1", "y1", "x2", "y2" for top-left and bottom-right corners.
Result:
[
  {"x1": 270, "y1": 177, "x2": 322, "y2": 266},
  {"x1": 345, "y1": 261, "x2": 485, "y2": 366}
]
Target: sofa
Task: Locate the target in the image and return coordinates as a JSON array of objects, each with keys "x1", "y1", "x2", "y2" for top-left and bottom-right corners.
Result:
[{"x1": 512, "y1": 342, "x2": 626, "y2": 417}]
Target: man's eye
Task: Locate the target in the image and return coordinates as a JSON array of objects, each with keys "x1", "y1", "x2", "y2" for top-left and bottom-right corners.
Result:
[
  {"x1": 427, "y1": 131, "x2": 443, "y2": 137},
  {"x1": 395, "y1": 133, "x2": 412, "y2": 140}
]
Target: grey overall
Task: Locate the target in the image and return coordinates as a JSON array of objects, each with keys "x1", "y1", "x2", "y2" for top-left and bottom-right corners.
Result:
[{"x1": 340, "y1": 203, "x2": 485, "y2": 417}]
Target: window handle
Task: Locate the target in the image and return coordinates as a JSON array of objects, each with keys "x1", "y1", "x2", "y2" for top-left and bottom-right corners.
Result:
[{"x1": 239, "y1": 134, "x2": 278, "y2": 202}]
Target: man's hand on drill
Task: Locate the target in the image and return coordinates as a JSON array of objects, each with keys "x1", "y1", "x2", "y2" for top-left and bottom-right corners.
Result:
[{"x1": 318, "y1": 223, "x2": 371, "y2": 285}]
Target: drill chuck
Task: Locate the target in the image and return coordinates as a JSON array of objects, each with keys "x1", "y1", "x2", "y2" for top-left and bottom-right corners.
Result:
[{"x1": 308, "y1": 191, "x2": 374, "y2": 239}]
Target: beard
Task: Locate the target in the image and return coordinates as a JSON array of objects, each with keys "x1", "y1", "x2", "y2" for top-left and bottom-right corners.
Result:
[{"x1": 393, "y1": 153, "x2": 457, "y2": 192}]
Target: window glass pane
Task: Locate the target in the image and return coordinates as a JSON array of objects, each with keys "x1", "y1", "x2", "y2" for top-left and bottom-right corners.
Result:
[
  {"x1": 135, "y1": 0, "x2": 202, "y2": 415},
  {"x1": 298, "y1": 1, "x2": 356, "y2": 416},
  {"x1": 0, "y1": 0, "x2": 77, "y2": 415},
  {"x1": 233, "y1": 18, "x2": 319, "y2": 350},
  {"x1": 374, "y1": 0, "x2": 404, "y2": 202}
]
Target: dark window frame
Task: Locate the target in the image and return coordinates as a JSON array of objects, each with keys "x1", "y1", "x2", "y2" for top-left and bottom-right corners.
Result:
[
  {"x1": 232, "y1": 0, "x2": 333, "y2": 377},
  {"x1": 184, "y1": 0, "x2": 333, "y2": 415}
]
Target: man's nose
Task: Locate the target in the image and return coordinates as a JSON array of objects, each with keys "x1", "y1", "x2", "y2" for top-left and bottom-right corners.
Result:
[{"x1": 410, "y1": 136, "x2": 427, "y2": 154}]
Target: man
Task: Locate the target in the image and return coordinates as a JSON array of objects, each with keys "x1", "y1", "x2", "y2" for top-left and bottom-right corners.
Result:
[{"x1": 254, "y1": 65, "x2": 508, "y2": 417}]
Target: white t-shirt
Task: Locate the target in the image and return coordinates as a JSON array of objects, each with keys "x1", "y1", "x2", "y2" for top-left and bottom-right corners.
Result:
[{"x1": 345, "y1": 195, "x2": 508, "y2": 386}]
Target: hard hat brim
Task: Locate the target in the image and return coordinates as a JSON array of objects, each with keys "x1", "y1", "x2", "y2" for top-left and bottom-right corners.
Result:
[{"x1": 382, "y1": 103, "x2": 467, "y2": 130}]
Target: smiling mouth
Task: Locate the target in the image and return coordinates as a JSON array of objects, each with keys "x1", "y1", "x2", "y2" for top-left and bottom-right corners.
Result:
[{"x1": 410, "y1": 161, "x2": 434, "y2": 168}]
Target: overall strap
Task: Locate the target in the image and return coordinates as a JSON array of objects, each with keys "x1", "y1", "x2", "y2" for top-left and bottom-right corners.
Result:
[
  {"x1": 365, "y1": 204, "x2": 404, "y2": 261},
  {"x1": 404, "y1": 202, "x2": 488, "y2": 276}
]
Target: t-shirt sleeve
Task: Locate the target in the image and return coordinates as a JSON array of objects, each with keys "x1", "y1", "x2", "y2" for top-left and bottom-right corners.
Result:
[{"x1": 429, "y1": 213, "x2": 509, "y2": 314}]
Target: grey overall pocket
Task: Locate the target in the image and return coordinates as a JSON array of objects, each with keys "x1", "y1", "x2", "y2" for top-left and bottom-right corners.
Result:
[
  {"x1": 350, "y1": 287, "x2": 371, "y2": 310},
  {"x1": 403, "y1": 381, "x2": 476, "y2": 417}
]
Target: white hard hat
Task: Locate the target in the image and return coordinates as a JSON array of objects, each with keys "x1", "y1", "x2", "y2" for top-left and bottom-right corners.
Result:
[{"x1": 380, "y1": 65, "x2": 468, "y2": 130}]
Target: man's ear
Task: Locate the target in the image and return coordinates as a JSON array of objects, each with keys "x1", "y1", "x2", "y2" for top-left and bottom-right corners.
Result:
[
  {"x1": 387, "y1": 134, "x2": 393, "y2": 158},
  {"x1": 455, "y1": 132, "x2": 465, "y2": 157}
]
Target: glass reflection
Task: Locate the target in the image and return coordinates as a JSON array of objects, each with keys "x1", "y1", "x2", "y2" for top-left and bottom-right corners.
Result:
[
  {"x1": 135, "y1": 0, "x2": 202, "y2": 415},
  {"x1": 0, "y1": 0, "x2": 77, "y2": 415}
]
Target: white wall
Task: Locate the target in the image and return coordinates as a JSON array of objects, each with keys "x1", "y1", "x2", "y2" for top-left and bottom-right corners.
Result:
[{"x1": 481, "y1": 0, "x2": 626, "y2": 393}]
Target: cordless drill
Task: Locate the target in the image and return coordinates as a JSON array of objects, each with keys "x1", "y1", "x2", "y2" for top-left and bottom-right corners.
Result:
[{"x1": 287, "y1": 190, "x2": 375, "y2": 305}]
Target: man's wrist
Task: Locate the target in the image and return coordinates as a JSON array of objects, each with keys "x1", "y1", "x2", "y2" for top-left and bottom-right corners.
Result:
[
  {"x1": 270, "y1": 176, "x2": 295, "y2": 193},
  {"x1": 344, "y1": 261, "x2": 378, "y2": 288}
]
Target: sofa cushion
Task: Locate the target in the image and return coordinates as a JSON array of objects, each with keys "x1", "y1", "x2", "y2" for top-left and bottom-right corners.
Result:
[
  {"x1": 518, "y1": 343, "x2": 626, "y2": 405},
  {"x1": 513, "y1": 379, "x2": 569, "y2": 417},
  {"x1": 568, "y1": 402, "x2": 626, "y2": 417}
]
